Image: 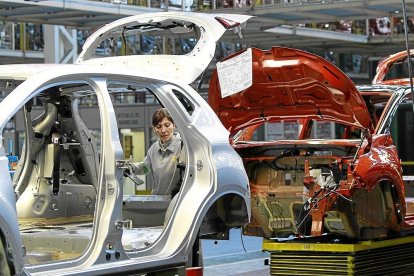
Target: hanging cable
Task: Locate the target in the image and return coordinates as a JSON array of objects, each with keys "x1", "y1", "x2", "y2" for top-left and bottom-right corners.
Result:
[
  {"x1": 402, "y1": 0, "x2": 414, "y2": 112},
  {"x1": 240, "y1": 228, "x2": 247, "y2": 253},
  {"x1": 122, "y1": 27, "x2": 127, "y2": 56}
]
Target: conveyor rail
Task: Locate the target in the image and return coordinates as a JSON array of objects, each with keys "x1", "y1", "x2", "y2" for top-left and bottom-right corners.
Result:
[{"x1": 263, "y1": 235, "x2": 414, "y2": 275}]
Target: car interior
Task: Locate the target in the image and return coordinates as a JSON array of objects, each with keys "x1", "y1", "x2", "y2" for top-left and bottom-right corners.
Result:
[{"x1": 6, "y1": 78, "x2": 183, "y2": 264}]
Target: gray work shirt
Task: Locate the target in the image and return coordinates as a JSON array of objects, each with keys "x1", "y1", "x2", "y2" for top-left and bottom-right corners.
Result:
[{"x1": 132, "y1": 133, "x2": 184, "y2": 195}]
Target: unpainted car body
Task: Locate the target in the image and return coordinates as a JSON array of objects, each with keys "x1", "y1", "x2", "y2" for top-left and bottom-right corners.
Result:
[
  {"x1": 0, "y1": 12, "x2": 251, "y2": 275},
  {"x1": 209, "y1": 47, "x2": 414, "y2": 240}
]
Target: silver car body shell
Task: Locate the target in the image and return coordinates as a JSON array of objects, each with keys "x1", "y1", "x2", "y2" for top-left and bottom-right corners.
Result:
[{"x1": 0, "y1": 32, "x2": 249, "y2": 275}]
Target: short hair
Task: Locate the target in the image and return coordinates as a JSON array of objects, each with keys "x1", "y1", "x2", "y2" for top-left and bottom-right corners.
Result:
[{"x1": 152, "y1": 108, "x2": 174, "y2": 127}]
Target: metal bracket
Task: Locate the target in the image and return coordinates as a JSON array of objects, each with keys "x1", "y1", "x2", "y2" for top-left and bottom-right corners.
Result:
[
  {"x1": 196, "y1": 160, "x2": 203, "y2": 171},
  {"x1": 115, "y1": 219, "x2": 132, "y2": 229},
  {"x1": 51, "y1": 132, "x2": 61, "y2": 144},
  {"x1": 116, "y1": 160, "x2": 128, "y2": 169},
  {"x1": 60, "y1": 142, "x2": 80, "y2": 150}
]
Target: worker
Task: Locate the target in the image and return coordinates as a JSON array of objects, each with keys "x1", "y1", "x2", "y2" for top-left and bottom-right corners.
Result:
[{"x1": 130, "y1": 108, "x2": 185, "y2": 196}]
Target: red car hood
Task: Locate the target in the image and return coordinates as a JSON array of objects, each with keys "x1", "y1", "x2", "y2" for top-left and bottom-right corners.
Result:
[{"x1": 208, "y1": 47, "x2": 373, "y2": 135}]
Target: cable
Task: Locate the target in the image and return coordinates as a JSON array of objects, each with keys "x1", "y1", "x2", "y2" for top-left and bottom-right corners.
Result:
[
  {"x1": 402, "y1": 0, "x2": 414, "y2": 114},
  {"x1": 295, "y1": 203, "x2": 311, "y2": 234},
  {"x1": 240, "y1": 228, "x2": 247, "y2": 253},
  {"x1": 331, "y1": 190, "x2": 354, "y2": 203},
  {"x1": 122, "y1": 27, "x2": 127, "y2": 56}
]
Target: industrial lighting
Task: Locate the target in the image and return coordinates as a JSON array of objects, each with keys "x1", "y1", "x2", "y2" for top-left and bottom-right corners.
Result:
[{"x1": 265, "y1": 25, "x2": 369, "y2": 43}]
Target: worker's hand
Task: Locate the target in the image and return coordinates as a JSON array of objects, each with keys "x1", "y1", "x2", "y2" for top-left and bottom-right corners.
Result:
[
  {"x1": 127, "y1": 162, "x2": 138, "y2": 174},
  {"x1": 124, "y1": 163, "x2": 144, "y2": 186},
  {"x1": 129, "y1": 161, "x2": 150, "y2": 174}
]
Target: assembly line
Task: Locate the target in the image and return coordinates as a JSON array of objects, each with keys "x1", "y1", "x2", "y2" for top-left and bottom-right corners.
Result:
[{"x1": 1, "y1": 2, "x2": 414, "y2": 276}]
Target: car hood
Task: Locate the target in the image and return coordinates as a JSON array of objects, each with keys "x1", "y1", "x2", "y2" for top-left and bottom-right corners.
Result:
[
  {"x1": 208, "y1": 47, "x2": 373, "y2": 135},
  {"x1": 76, "y1": 12, "x2": 252, "y2": 85}
]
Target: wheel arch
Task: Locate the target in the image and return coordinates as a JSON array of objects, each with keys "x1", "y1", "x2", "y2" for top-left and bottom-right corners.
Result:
[
  {"x1": 0, "y1": 218, "x2": 24, "y2": 275},
  {"x1": 199, "y1": 191, "x2": 250, "y2": 239}
]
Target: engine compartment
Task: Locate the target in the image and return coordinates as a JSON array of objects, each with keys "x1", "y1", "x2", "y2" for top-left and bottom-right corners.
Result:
[{"x1": 239, "y1": 142, "x2": 359, "y2": 238}]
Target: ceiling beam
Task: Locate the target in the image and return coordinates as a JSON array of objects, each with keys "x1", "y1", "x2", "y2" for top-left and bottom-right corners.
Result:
[
  {"x1": 345, "y1": 7, "x2": 393, "y2": 18},
  {"x1": 0, "y1": 6, "x2": 57, "y2": 17},
  {"x1": 265, "y1": 25, "x2": 369, "y2": 43},
  {"x1": 287, "y1": 11, "x2": 338, "y2": 22}
]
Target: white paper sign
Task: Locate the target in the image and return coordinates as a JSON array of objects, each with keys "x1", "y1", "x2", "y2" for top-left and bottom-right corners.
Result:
[{"x1": 217, "y1": 48, "x2": 252, "y2": 98}]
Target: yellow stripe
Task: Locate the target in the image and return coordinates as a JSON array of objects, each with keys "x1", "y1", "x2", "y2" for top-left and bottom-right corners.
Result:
[{"x1": 262, "y1": 235, "x2": 414, "y2": 252}]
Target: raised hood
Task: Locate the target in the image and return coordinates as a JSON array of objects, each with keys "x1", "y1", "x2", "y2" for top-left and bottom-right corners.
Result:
[
  {"x1": 76, "y1": 12, "x2": 251, "y2": 85},
  {"x1": 208, "y1": 47, "x2": 373, "y2": 135}
]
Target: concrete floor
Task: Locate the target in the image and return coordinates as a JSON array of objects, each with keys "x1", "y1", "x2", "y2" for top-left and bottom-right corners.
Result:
[
  {"x1": 202, "y1": 228, "x2": 270, "y2": 276},
  {"x1": 204, "y1": 252, "x2": 269, "y2": 276}
]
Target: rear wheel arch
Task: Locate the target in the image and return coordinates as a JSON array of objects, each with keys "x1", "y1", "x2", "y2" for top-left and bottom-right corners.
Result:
[
  {"x1": 199, "y1": 193, "x2": 249, "y2": 239},
  {"x1": 378, "y1": 180, "x2": 404, "y2": 230},
  {"x1": 351, "y1": 180, "x2": 403, "y2": 239},
  {"x1": 0, "y1": 229, "x2": 15, "y2": 276}
]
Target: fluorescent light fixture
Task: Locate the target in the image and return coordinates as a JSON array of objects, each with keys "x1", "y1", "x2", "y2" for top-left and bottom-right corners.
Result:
[{"x1": 265, "y1": 25, "x2": 369, "y2": 44}]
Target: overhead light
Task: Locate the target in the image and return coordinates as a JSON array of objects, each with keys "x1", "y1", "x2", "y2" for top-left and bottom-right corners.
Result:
[
  {"x1": 395, "y1": 10, "x2": 400, "y2": 14},
  {"x1": 265, "y1": 26, "x2": 369, "y2": 43}
]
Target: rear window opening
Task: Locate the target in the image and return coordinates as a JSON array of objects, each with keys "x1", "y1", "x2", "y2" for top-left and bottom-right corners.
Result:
[{"x1": 92, "y1": 19, "x2": 201, "y2": 58}]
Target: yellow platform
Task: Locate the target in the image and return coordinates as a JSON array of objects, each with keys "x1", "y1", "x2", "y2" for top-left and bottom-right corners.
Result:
[{"x1": 263, "y1": 235, "x2": 414, "y2": 275}]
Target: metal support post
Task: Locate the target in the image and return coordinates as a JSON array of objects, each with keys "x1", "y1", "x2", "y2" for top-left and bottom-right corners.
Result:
[{"x1": 44, "y1": 25, "x2": 78, "y2": 64}]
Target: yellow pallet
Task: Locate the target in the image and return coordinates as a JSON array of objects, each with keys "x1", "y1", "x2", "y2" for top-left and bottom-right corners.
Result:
[{"x1": 263, "y1": 236, "x2": 414, "y2": 275}]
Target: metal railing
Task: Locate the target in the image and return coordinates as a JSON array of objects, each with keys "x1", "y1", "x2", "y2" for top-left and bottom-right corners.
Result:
[
  {"x1": 1, "y1": 18, "x2": 410, "y2": 54},
  {"x1": 86, "y1": 0, "x2": 350, "y2": 12},
  {"x1": 0, "y1": 0, "x2": 411, "y2": 53},
  {"x1": 0, "y1": 22, "x2": 44, "y2": 52}
]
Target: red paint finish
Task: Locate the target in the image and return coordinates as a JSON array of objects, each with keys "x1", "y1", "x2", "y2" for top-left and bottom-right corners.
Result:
[
  {"x1": 186, "y1": 267, "x2": 203, "y2": 276},
  {"x1": 373, "y1": 49, "x2": 414, "y2": 85},
  {"x1": 209, "y1": 47, "x2": 410, "y2": 240},
  {"x1": 209, "y1": 47, "x2": 373, "y2": 135}
]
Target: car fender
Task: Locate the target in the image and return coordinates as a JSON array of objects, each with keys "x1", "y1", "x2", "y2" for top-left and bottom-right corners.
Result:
[{"x1": 0, "y1": 150, "x2": 24, "y2": 274}]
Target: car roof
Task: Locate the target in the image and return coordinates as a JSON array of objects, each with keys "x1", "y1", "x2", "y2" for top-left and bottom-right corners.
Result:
[
  {"x1": 0, "y1": 57, "x2": 206, "y2": 86},
  {"x1": 0, "y1": 64, "x2": 68, "y2": 80},
  {"x1": 373, "y1": 49, "x2": 414, "y2": 85},
  {"x1": 0, "y1": 64, "x2": 196, "y2": 127}
]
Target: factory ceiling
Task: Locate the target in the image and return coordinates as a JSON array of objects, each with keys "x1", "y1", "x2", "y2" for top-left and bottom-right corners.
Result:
[{"x1": 0, "y1": 0, "x2": 413, "y2": 59}]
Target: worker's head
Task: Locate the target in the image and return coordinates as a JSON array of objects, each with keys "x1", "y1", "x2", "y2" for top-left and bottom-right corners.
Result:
[{"x1": 152, "y1": 108, "x2": 175, "y2": 143}]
